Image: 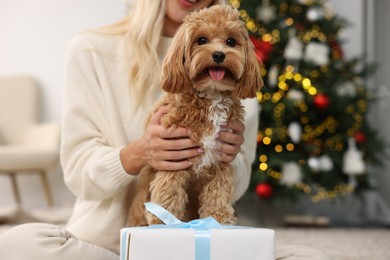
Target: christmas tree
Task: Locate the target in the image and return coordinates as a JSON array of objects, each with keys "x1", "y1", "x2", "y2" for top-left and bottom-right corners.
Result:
[{"x1": 229, "y1": 0, "x2": 385, "y2": 202}]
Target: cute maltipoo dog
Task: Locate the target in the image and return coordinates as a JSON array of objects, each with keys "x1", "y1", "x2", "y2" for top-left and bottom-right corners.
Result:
[{"x1": 128, "y1": 4, "x2": 263, "y2": 226}]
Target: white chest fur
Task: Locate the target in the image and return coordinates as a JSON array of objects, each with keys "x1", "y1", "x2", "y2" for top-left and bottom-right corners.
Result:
[{"x1": 193, "y1": 92, "x2": 233, "y2": 172}]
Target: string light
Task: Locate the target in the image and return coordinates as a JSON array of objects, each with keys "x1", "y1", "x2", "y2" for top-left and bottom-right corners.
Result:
[
  {"x1": 275, "y1": 145, "x2": 283, "y2": 153},
  {"x1": 262, "y1": 171, "x2": 355, "y2": 202},
  {"x1": 259, "y1": 163, "x2": 268, "y2": 171},
  {"x1": 262, "y1": 136, "x2": 272, "y2": 145},
  {"x1": 286, "y1": 143, "x2": 295, "y2": 151},
  {"x1": 276, "y1": 70, "x2": 319, "y2": 96}
]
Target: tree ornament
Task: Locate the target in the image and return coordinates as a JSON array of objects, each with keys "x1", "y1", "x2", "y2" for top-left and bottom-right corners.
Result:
[
  {"x1": 257, "y1": 132, "x2": 263, "y2": 144},
  {"x1": 343, "y1": 138, "x2": 366, "y2": 188},
  {"x1": 304, "y1": 42, "x2": 330, "y2": 66},
  {"x1": 250, "y1": 36, "x2": 273, "y2": 63},
  {"x1": 329, "y1": 39, "x2": 344, "y2": 60},
  {"x1": 336, "y1": 81, "x2": 357, "y2": 97},
  {"x1": 294, "y1": 22, "x2": 306, "y2": 32},
  {"x1": 288, "y1": 122, "x2": 302, "y2": 143},
  {"x1": 256, "y1": 0, "x2": 276, "y2": 24},
  {"x1": 319, "y1": 155, "x2": 334, "y2": 171},
  {"x1": 268, "y1": 65, "x2": 279, "y2": 87},
  {"x1": 287, "y1": 89, "x2": 304, "y2": 101},
  {"x1": 256, "y1": 183, "x2": 273, "y2": 198},
  {"x1": 308, "y1": 154, "x2": 333, "y2": 173},
  {"x1": 306, "y1": 6, "x2": 325, "y2": 22},
  {"x1": 284, "y1": 30, "x2": 304, "y2": 61},
  {"x1": 308, "y1": 156, "x2": 321, "y2": 172},
  {"x1": 343, "y1": 138, "x2": 366, "y2": 176},
  {"x1": 313, "y1": 93, "x2": 330, "y2": 110},
  {"x1": 354, "y1": 131, "x2": 366, "y2": 144},
  {"x1": 280, "y1": 162, "x2": 303, "y2": 187}
]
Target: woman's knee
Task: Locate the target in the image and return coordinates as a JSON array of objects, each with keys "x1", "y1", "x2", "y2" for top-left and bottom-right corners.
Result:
[
  {"x1": 1, "y1": 223, "x2": 45, "y2": 243},
  {"x1": 1, "y1": 223, "x2": 67, "y2": 242},
  {"x1": 0, "y1": 223, "x2": 68, "y2": 260},
  {"x1": 0, "y1": 223, "x2": 119, "y2": 260}
]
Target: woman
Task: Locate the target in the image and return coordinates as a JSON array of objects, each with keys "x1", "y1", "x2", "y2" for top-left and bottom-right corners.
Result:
[{"x1": 0, "y1": 0, "x2": 332, "y2": 259}]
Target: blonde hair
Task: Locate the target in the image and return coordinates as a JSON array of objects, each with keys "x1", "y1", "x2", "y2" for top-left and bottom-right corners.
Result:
[
  {"x1": 126, "y1": 0, "x2": 166, "y2": 111},
  {"x1": 100, "y1": 0, "x2": 227, "y2": 111}
]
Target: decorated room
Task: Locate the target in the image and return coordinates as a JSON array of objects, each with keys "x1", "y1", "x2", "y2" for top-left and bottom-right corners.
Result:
[{"x1": 0, "y1": 0, "x2": 389, "y2": 259}]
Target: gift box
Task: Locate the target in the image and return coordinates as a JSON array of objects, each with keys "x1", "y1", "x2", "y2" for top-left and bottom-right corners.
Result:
[{"x1": 120, "y1": 203, "x2": 275, "y2": 260}]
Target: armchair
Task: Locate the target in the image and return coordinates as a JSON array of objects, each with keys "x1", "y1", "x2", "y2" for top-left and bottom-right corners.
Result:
[{"x1": 0, "y1": 75, "x2": 60, "y2": 207}]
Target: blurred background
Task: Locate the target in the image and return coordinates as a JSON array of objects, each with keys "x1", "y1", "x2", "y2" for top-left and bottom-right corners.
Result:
[
  {"x1": 0, "y1": 0, "x2": 389, "y2": 258},
  {"x1": 0, "y1": 0, "x2": 128, "y2": 210},
  {"x1": 233, "y1": 0, "x2": 390, "y2": 228}
]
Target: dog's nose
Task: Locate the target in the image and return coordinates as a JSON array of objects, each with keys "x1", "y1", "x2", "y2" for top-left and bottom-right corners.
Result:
[{"x1": 212, "y1": 51, "x2": 225, "y2": 64}]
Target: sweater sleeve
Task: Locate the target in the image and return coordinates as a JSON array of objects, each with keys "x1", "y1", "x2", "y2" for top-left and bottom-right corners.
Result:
[
  {"x1": 232, "y1": 98, "x2": 259, "y2": 202},
  {"x1": 61, "y1": 34, "x2": 135, "y2": 200}
]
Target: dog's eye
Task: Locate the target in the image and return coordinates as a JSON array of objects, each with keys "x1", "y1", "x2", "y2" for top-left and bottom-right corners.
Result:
[
  {"x1": 226, "y1": 38, "x2": 236, "y2": 47},
  {"x1": 197, "y1": 37, "x2": 208, "y2": 45}
]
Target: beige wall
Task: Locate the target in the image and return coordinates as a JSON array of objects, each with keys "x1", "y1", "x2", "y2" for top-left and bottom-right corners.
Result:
[{"x1": 0, "y1": 0, "x2": 127, "y2": 208}]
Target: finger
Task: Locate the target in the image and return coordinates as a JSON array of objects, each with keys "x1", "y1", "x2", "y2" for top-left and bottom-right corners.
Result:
[
  {"x1": 161, "y1": 126, "x2": 190, "y2": 139},
  {"x1": 218, "y1": 152, "x2": 236, "y2": 163},
  {"x1": 223, "y1": 120, "x2": 245, "y2": 133},
  {"x1": 149, "y1": 106, "x2": 169, "y2": 125},
  {"x1": 218, "y1": 131, "x2": 244, "y2": 145},
  {"x1": 218, "y1": 142, "x2": 241, "y2": 156},
  {"x1": 160, "y1": 137, "x2": 200, "y2": 151},
  {"x1": 153, "y1": 160, "x2": 193, "y2": 171},
  {"x1": 155, "y1": 147, "x2": 203, "y2": 161}
]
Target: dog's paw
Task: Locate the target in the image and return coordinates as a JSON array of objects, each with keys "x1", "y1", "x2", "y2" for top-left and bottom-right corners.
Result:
[
  {"x1": 202, "y1": 209, "x2": 237, "y2": 225},
  {"x1": 214, "y1": 214, "x2": 237, "y2": 225},
  {"x1": 128, "y1": 215, "x2": 148, "y2": 227},
  {"x1": 145, "y1": 212, "x2": 164, "y2": 225}
]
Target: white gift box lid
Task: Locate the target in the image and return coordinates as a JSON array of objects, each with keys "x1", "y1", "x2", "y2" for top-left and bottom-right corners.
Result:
[{"x1": 120, "y1": 227, "x2": 275, "y2": 260}]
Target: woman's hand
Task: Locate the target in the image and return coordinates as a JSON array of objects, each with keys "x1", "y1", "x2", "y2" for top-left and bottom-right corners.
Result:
[
  {"x1": 120, "y1": 106, "x2": 203, "y2": 174},
  {"x1": 143, "y1": 106, "x2": 204, "y2": 170},
  {"x1": 217, "y1": 120, "x2": 245, "y2": 163}
]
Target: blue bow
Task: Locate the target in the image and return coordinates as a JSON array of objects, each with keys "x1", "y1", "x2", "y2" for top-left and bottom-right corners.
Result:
[{"x1": 144, "y1": 202, "x2": 224, "y2": 260}]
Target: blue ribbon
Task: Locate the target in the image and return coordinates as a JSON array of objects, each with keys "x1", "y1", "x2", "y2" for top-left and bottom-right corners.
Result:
[
  {"x1": 144, "y1": 202, "x2": 223, "y2": 228},
  {"x1": 144, "y1": 202, "x2": 224, "y2": 260}
]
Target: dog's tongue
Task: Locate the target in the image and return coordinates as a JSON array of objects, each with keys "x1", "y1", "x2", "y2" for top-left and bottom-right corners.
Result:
[{"x1": 209, "y1": 68, "x2": 225, "y2": 81}]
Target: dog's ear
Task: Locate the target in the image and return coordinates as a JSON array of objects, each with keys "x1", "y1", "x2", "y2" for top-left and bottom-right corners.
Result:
[
  {"x1": 236, "y1": 36, "x2": 263, "y2": 99},
  {"x1": 160, "y1": 24, "x2": 193, "y2": 94}
]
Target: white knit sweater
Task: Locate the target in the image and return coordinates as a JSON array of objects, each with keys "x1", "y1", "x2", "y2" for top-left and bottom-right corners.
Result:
[{"x1": 61, "y1": 31, "x2": 259, "y2": 253}]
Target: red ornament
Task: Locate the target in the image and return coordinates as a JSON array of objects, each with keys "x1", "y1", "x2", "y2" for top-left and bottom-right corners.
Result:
[
  {"x1": 257, "y1": 133, "x2": 263, "y2": 144},
  {"x1": 256, "y1": 183, "x2": 273, "y2": 199},
  {"x1": 250, "y1": 36, "x2": 273, "y2": 63},
  {"x1": 313, "y1": 93, "x2": 330, "y2": 110},
  {"x1": 329, "y1": 40, "x2": 344, "y2": 60},
  {"x1": 294, "y1": 22, "x2": 306, "y2": 32},
  {"x1": 354, "y1": 131, "x2": 366, "y2": 143}
]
